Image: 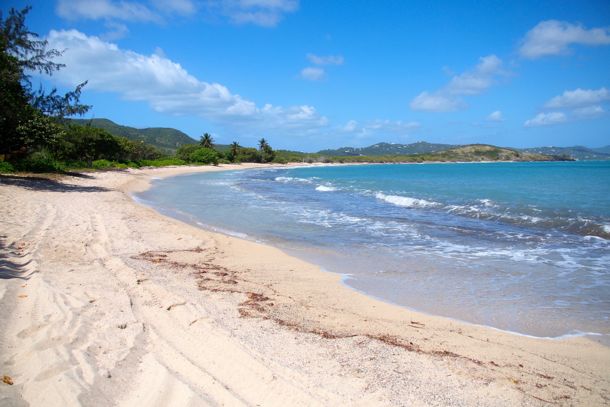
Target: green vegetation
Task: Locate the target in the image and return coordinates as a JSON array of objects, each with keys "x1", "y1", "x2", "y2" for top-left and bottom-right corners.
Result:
[{"x1": 68, "y1": 118, "x2": 196, "y2": 154}]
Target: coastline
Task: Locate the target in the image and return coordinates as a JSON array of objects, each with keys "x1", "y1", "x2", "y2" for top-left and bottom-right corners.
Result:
[{"x1": 1, "y1": 164, "x2": 609, "y2": 406}]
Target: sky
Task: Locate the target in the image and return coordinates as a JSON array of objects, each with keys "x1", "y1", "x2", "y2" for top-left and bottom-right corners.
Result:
[{"x1": 2, "y1": 0, "x2": 610, "y2": 151}]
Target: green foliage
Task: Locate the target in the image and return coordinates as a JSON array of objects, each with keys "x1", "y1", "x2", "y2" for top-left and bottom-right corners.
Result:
[
  {"x1": 17, "y1": 150, "x2": 65, "y2": 172},
  {"x1": 0, "y1": 160, "x2": 15, "y2": 173},
  {"x1": 92, "y1": 159, "x2": 114, "y2": 169},
  {"x1": 176, "y1": 144, "x2": 199, "y2": 161},
  {"x1": 258, "y1": 138, "x2": 275, "y2": 163},
  {"x1": 0, "y1": 6, "x2": 89, "y2": 157},
  {"x1": 13, "y1": 110, "x2": 65, "y2": 155},
  {"x1": 68, "y1": 118, "x2": 196, "y2": 154},
  {"x1": 139, "y1": 158, "x2": 187, "y2": 167},
  {"x1": 188, "y1": 147, "x2": 219, "y2": 165},
  {"x1": 234, "y1": 147, "x2": 259, "y2": 163},
  {"x1": 200, "y1": 133, "x2": 214, "y2": 149}
]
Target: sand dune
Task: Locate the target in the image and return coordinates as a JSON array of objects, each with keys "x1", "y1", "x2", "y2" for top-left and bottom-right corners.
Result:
[{"x1": 1, "y1": 166, "x2": 609, "y2": 406}]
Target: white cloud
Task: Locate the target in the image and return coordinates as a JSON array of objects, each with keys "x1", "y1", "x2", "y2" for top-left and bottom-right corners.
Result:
[
  {"x1": 151, "y1": 0, "x2": 196, "y2": 15},
  {"x1": 101, "y1": 21, "x2": 129, "y2": 40},
  {"x1": 307, "y1": 53, "x2": 344, "y2": 65},
  {"x1": 410, "y1": 55, "x2": 503, "y2": 112},
  {"x1": 409, "y1": 91, "x2": 462, "y2": 112},
  {"x1": 544, "y1": 87, "x2": 610, "y2": 108},
  {"x1": 56, "y1": 0, "x2": 160, "y2": 22},
  {"x1": 56, "y1": 0, "x2": 294, "y2": 27},
  {"x1": 524, "y1": 112, "x2": 566, "y2": 127},
  {"x1": 519, "y1": 20, "x2": 610, "y2": 59},
  {"x1": 573, "y1": 105, "x2": 604, "y2": 117},
  {"x1": 487, "y1": 110, "x2": 503, "y2": 122},
  {"x1": 300, "y1": 67, "x2": 325, "y2": 81},
  {"x1": 341, "y1": 119, "x2": 420, "y2": 137},
  {"x1": 207, "y1": 0, "x2": 299, "y2": 27},
  {"x1": 343, "y1": 120, "x2": 358, "y2": 132},
  {"x1": 46, "y1": 29, "x2": 327, "y2": 135}
]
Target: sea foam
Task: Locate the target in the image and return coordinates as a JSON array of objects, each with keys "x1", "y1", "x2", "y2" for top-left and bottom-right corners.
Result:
[{"x1": 375, "y1": 192, "x2": 438, "y2": 208}]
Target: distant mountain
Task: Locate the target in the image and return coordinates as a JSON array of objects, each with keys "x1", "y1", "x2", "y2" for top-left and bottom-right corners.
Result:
[
  {"x1": 520, "y1": 146, "x2": 610, "y2": 161},
  {"x1": 592, "y1": 145, "x2": 610, "y2": 155},
  {"x1": 318, "y1": 141, "x2": 456, "y2": 156},
  {"x1": 69, "y1": 118, "x2": 196, "y2": 153},
  {"x1": 432, "y1": 144, "x2": 564, "y2": 162}
]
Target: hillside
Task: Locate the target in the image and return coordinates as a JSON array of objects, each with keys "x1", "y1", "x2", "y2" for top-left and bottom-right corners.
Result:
[
  {"x1": 69, "y1": 118, "x2": 196, "y2": 153},
  {"x1": 318, "y1": 141, "x2": 455, "y2": 156},
  {"x1": 520, "y1": 146, "x2": 610, "y2": 161},
  {"x1": 436, "y1": 144, "x2": 561, "y2": 162}
]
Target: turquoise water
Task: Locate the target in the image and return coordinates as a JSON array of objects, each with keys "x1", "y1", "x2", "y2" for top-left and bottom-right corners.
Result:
[{"x1": 138, "y1": 161, "x2": 610, "y2": 338}]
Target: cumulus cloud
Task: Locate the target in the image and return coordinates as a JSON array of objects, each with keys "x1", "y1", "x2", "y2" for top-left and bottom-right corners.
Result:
[
  {"x1": 410, "y1": 92, "x2": 462, "y2": 112},
  {"x1": 519, "y1": 20, "x2": 610, "y2": 59},
  {"x1": 46, "y1": 29, "x2": 327, "y2": 135},
  {"x1": 544, "y1": 87, "x2": 610, "y2": 108},
  {"x1": 487, "y1": 110, "x2": 503, "y2": 122},
  {"x1": 206, "y1": 0, "x2": 299, "y2": 27},
  {"x1": 524, "y1": 112, "x2": 566, "y2": 127},
  {"x1": 151, "y1": 0, "x2": 196, "y2": 15},
  {"x1": 300, "y1": 67, "x2": 325, "y2": 81},
  {"x1": 307, "y1": 53, "x2": 344, "y2": 65},
  {"x1": 341, "y1": 119, "x2": 420, "y2": 137},
  {"x1": 56, "y1": 0, "x2": 295, "y2": 27},
  {"x1": 56, "y1": 0, "x2": 161, "y2": 22},
  {"x1": 573, "y1": 105, "x2": 604, "y2": 117},
  {"x1": 410, "y1": 55, "x2": 503, "y2": 112}
]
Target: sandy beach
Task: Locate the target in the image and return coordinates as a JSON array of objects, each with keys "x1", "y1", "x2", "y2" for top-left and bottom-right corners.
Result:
[{"x1": 1, "y1": 164, "x2": 609, "y2": 406}]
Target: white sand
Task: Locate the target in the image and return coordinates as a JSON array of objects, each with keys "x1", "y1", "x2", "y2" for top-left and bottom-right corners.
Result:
[{"x1": 1, "y1": 165, "x2": 608, "y2": 406}]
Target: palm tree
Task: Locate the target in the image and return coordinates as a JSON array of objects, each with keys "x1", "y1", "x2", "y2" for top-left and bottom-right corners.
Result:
[
  {"x1": 258, "y1": 138, "x2": 268, "y2": 151},
  {"x1": 230, "y1": 141, "x2": 240, "y2": 158},
  {"x1": 200, "y1": 133, "x2": 214, "y2": 148}
]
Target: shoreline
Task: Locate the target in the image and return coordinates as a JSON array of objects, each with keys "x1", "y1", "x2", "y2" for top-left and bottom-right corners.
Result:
[
  {"x1": 1, "y1": 164, "x2": 609, "y2": 406},
  {"x1": 139, "y1": 163, "x2": 609, "y2": 341}
]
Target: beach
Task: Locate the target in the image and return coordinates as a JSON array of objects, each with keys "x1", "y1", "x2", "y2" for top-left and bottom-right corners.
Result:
[{"x1": 1, "y1": 165, "x2": 609, "y2": 406}]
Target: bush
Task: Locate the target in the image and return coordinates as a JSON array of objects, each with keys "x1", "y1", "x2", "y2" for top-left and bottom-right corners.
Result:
[
  {"x1": 176, "y1": 144, "x2": 200, "y2": 161},
  {"x1": 139, "y1": 158, "x2": 187, "y2": 167},
  {"x1": 188, "y1": 147, "x2": 219, "y2": 165},
  {"x1": 92, "y1": 159, "x2": 114, "y2": 169},
  {"x1": 0, "y1": 161, "x2": 15, "y2": 173},
  {"x1": 18, "y1": 150, "x2": 65, "y2": 172}
]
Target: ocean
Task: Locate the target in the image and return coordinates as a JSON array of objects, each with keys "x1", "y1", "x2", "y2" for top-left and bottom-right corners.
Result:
[{"x1": 136, "y1": 161, "x2": 610, "y2": 339}]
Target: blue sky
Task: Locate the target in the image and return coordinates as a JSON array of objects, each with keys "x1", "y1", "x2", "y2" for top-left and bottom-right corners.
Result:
[{"x1": 3, "y1": 0, "x2": 610, "y2": 151}]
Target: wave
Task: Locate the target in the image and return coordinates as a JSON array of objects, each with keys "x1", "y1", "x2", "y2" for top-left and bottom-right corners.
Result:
[
  {"x1": 315, "y1": 185, "x2": 337, "y2": 192},
  {"x1": 274, "y1": 176, "x2": 313, "y2": 184},
  {"x1": 375, "y1": 192, "x2": 439, "y2": 208}
]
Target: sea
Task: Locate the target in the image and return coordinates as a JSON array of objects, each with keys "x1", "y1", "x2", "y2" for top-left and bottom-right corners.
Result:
[{"x1": 136, "y1": 161, "x2": 610, "y2": 339}]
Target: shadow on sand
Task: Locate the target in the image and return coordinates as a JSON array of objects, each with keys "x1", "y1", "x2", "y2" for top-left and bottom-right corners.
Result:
[
  {"x1": 0, "y1": 174, "x2": 108, "y2": 193},
  {"x1": 0, "y1": 235, "x2": 36, "y2": 280}
]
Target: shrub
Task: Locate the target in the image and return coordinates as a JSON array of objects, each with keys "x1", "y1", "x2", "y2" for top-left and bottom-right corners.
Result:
[
  {"x1": 18, "y1": 150, "x2": 65, "y2": 172},
  {"x1": 92, "y1": 159, "x2": 114, "y2": 169},
  {"x1": 0, "y1": 161, "x2": 15, "y2": 173},
  {"x1": 188, "y1": 147, "x2": 219, "y2": 165},
  {"x1": 176, "y1": 144, "x2": 200, "y2": 161},
  {"x1": 139, "y1": 158, "x2": 187, "y2": 167}
]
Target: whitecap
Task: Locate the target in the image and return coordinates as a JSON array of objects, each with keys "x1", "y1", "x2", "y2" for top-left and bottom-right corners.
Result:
[
  {"x1": 315, "y1": 185, "x2": 337, "y2": 192},
  {"x1": 375, "y1": 192, "x2": 438, "y2": 208}
]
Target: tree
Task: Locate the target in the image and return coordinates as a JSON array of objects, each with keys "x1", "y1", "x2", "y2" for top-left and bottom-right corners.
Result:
[
  {"x1": 228, "y1": 141, "x2": 240, "y2": 162},
  {"x1": 188, "y1": 147, "x2": 218, "y2": 165},
  {"x1": 0, "y1": 6, "x2": 90, "y2": 157},
  {"x1": 200, "y1": 133, "x2": 214, "y2": 149},
  {"x1": 258, "y1": 138, "x2": 275, "y2": 163}
]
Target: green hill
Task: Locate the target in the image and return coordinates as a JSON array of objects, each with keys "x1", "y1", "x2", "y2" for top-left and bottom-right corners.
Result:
[
  {"x1": 592, "y1": 145, "x2": 610, "y2": 155},
  {"x1": 520, "y1": 146, "x2": 610, "y2": 161},
  {"x1": 318, "y1": 141, "x2": 455, "y2": 156},
  {"x1": 69, "y1": 118, "x2": 196, "y2": 153}
]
